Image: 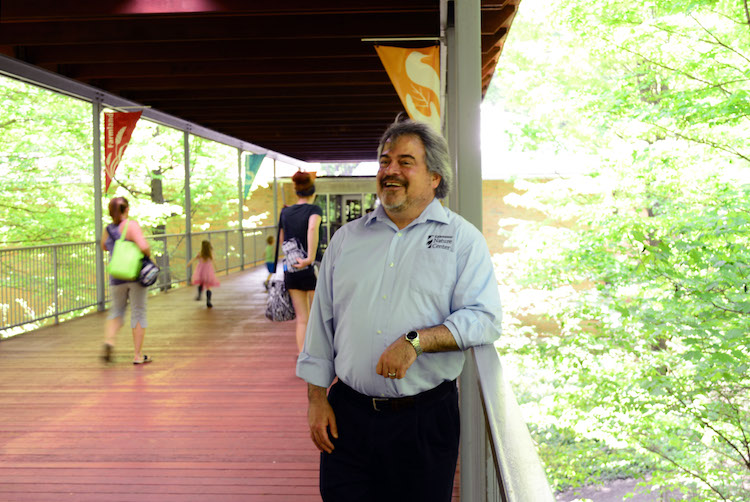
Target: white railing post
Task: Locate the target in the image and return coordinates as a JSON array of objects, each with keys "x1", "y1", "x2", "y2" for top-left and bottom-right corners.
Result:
[{"x1": 460, "y1": 352, "x2": 489, "y2": 501}]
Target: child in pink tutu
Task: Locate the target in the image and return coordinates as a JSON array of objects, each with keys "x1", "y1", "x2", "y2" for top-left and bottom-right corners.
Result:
[{"x1": 187, "y1": 240, "x2": 220, "y2": 308}]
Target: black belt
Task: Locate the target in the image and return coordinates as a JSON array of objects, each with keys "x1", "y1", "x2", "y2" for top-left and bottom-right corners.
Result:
[{"x1": 335, "y1": 379, "x2": 456, "y2": 413}]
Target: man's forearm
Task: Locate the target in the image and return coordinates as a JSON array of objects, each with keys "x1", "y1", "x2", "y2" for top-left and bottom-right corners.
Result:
[{"x1": 416, "y1": 325, "x2": 460, "y2": 353}]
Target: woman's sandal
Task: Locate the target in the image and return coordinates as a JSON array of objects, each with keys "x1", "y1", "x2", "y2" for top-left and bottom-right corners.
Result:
[
  {"x1": 101, "y1": 343, "x2": 114, "y2": 363},
  {"x1": 133, "y1": 355, "x2": 152, "y2": 365}
]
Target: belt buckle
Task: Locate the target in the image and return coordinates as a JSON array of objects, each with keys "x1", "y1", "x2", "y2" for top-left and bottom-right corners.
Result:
[{"x1": 372, "y1": 397, "x2": 389, "y2": 412}]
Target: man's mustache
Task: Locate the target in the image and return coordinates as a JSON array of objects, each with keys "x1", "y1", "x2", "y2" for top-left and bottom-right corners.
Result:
[{"x1": 380, "y1": 176, "x2": 408, "y2": 187}]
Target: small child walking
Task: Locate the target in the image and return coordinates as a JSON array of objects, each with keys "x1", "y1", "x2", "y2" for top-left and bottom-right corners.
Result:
[
  {"x1": 188, "y1": 240, "x2": 220, "y2": 308},
  {"x1": 264, "y1": 235, "x2": 275, "y2": 290}
]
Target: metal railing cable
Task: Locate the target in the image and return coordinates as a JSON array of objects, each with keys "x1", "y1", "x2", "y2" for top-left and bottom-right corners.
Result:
[{"x1": 0, "y1": 226, "x2": 275, "y2": 335}]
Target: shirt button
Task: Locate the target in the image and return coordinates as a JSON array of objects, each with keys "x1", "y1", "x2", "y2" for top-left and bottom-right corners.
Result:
[
  {"x1": 377, "y1": 330, "x2": 382, "y2": 334},
  {"x1": 389, "y1": 262, "x2": 394, "y2": 267},
  {"x1": 397, "y1": 232, "x2": 402, "y2": 237},
  {"x1": 382, "y1": 295, "x2": 387, "y2": 300}
]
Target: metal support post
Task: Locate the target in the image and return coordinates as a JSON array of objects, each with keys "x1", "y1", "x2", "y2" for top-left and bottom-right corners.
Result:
[
  {"x1": 93, "y1": 97, "x2": 106, "y2": 311},
  {"x1": 238, "y1": 148, "x2": 245, "y2": 269},
  {"x1": 184, "y1": 130, "x2": 193, "y2": 280}
]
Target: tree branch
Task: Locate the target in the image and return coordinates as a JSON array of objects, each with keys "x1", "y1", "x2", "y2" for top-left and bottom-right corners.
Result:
[
  {"x1": 641, "y1": 441, "x2": 729, "y2": 500},
  {"x1": 611, "y1": 39, "x2": 722, "y2": 91},
  {"x1": 715, "y1": 386, "x2": 750, "y2": 469},
  {"x1": 670, "y1": 390, "x2": 750, "y2": 467},
  {"x1": 690, "y1": 14, "x2": 750, "y2": 67},
  {"x1": 651, "y1": 24, "x2": 750, "y2": 77},
  {"x1": 643, "y1": 121, "x2": 750, "y2": 164},
  {"x1": 709, "y1": 301, "x2": 750, "y2": 315}
]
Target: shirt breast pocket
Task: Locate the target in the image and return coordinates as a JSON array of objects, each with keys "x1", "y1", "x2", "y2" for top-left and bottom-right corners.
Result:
[{"x1": 409, "y1": 249, "x2": 456, "y2": 298}]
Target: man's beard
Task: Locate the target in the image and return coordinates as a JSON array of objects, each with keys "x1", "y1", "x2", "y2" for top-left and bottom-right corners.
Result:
[{"x1": 378, "y1": 176, "x2": 409, "y2": 211}]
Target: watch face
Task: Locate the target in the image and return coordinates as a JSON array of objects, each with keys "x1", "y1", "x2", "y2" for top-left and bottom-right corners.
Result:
[{"x1": 407, "y1": 331, "x2": 418, "y2": 340}]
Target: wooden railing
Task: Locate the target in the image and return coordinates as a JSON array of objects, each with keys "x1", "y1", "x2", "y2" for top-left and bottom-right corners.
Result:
[{"x1": 460, "y1": 344, "x2": 555, "y2": 501}]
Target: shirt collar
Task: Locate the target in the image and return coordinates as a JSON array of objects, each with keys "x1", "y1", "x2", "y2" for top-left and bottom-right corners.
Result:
[{"x1": 365, "y1": 198, "x2": 448, "y2": 228}]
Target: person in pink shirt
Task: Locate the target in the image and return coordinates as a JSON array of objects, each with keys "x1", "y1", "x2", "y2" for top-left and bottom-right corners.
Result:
[{"x1": 101, "y1": 196, "x2": 153, "y2": 365}]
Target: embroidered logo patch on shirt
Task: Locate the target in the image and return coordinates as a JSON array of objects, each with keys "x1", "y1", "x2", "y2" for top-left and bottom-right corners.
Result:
[{"x1": 426, "y1": 234, "x2": 454, "y2": 251}]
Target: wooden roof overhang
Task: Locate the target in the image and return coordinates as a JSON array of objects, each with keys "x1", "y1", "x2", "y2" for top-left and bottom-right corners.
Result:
[{"x1": 0, "y1": 0, "x2": 520, "y2": 162}]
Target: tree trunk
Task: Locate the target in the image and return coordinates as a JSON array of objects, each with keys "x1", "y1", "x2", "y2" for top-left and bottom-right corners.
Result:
[{"x1": 151, "y1": 170, "x2": 172, "y2": 290}]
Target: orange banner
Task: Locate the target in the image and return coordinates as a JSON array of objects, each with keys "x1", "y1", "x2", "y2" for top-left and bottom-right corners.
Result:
[
  {"x1": 104, "y1": 111, "x2": 142, "y2": 193},
  {"x1": 375, "y1": 45, "x2": 441, "y2": 130}
]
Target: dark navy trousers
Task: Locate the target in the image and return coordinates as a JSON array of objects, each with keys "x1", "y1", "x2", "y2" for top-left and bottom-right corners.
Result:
[{"x1": 319, "y1": 380, "x2": 460, "y2": 502}]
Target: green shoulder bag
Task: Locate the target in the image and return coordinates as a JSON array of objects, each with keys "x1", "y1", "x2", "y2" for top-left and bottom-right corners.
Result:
[{"x1": 106, "y1": 220, "x2": 144, "y2": 280}]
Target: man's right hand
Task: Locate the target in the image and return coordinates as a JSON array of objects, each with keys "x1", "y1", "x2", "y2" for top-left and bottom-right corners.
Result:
[{"x1": 308, "y1": 384, "x2": 338, "y2": 453}]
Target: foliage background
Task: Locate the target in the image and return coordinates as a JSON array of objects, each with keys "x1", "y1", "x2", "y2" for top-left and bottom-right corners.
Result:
[
  {"x1": 0, "y1": 75, "x2": 278, "y2": 249},
  {"x1": 489, "y1": 0, "x2": 750, "y2": 499},
  {"x1": 0, "y1": 79, "x2": 93, "y2": 246}
]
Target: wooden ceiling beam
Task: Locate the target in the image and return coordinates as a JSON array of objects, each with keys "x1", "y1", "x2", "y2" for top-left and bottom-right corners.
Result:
[
  {"x1": 146, "y1": 95, "x2": 399, "y2": 110},
  {"x1": 22, "y1": 39, "x2": 387, "y2": 65},
  {"x1": 481, "y1": 5, "x2": 516, "y2": 34},
  {"x1": 98, "y1": 75, "x2": 392, "y2": 95},
  {"x1": 0, "y1": 0, "x2": 437, "y2": 21},
  {"x1": 64, "y1": 56, "x2": 381, "y2": 79},
  {"x1": 91, "y1": 71, "x2": 390, "y2": 90},
  {"x1": 121, "y1": 85, "x2": 398, "y2": 102},
  {"x1": 0, "y1": 0, "x2": 522, "y2": 162},
  {"x1": 0, "y1": 12, "x2": 438, "y2": 46},
  {"x1": 196, "y1": 115, "x2": 399, "y2": 127}
]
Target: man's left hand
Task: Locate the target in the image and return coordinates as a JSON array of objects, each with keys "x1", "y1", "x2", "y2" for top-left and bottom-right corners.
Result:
[{"x1": 376, "y1": 336, "x2": 417, "y2": 379}]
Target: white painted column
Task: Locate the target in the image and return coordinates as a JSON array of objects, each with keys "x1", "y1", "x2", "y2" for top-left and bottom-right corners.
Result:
[
  {"x1": 453, "y1": 0, "x2": 483, "y2": 228},
  {"x1": 446, "y1": 0, "x2": 490, "y2": 501}
]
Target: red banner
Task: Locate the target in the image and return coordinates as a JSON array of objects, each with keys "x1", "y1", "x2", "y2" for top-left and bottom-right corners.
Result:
[{"x1": 104, "y1": 111, "x2": 142, "y2": 193}]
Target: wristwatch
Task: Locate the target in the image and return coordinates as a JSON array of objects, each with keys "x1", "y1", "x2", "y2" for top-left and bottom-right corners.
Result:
[{"x1": 405, "y1": 330, "x2": 423, "y2": 357}]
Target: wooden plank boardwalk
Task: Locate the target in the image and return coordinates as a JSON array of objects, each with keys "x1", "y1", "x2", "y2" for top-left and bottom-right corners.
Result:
[
  {"x1": 0, "y1": 265, "x2": 462, "y2": 501},
  {"x1": 0, "y1": 266, "x2": 321, "y2": 502}
]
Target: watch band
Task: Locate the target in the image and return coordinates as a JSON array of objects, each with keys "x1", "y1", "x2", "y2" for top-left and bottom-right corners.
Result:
[{"x1": 405, "y1": 330, "x2": 423, "y2": 357}]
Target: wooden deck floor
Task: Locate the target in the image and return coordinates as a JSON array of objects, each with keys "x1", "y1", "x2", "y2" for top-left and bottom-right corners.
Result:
[
  {"x1": 0, "y1": 266, "x2": 462, "y2": 501},
  {"x1": 0, "y1": 266, "x2": 321, "y2": 502}
]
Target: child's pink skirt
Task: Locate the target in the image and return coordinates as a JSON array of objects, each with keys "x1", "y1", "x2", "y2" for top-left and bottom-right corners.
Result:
[{"x1": 192, "y1": 260, "x2": 220, "y2": 288}]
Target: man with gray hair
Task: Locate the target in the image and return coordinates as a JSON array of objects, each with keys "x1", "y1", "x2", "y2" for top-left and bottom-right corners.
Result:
[{"x1": 296, "y1": 118, "x2": 502, "y2": 501}]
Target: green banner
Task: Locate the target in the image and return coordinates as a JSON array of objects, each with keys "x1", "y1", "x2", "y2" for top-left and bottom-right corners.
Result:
[{"x1": 244, "y1": 153, "x2": 266, "y2": 199}]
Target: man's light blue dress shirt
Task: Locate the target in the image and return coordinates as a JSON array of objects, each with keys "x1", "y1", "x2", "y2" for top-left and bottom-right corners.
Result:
[{"x1": 296, "y1": 198, "x2": 502, "y2": 398}]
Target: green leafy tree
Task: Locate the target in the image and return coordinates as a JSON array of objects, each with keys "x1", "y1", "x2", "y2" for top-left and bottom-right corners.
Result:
[
  {"x1": 0, "y1": 76, "x2": 93, "y2": 246},
  {"x1": 0, "y1": 75, "x2": 255, "y2": 250},
  {"x1": 491, "y1": 0, "x2": 750, "y2": 499},
  {"x1": 106, "y1": 121, "x2": 241, "y2": 285},
  {"x1": 0, "y1": 76, "x2": 265, "y2": 327}
]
